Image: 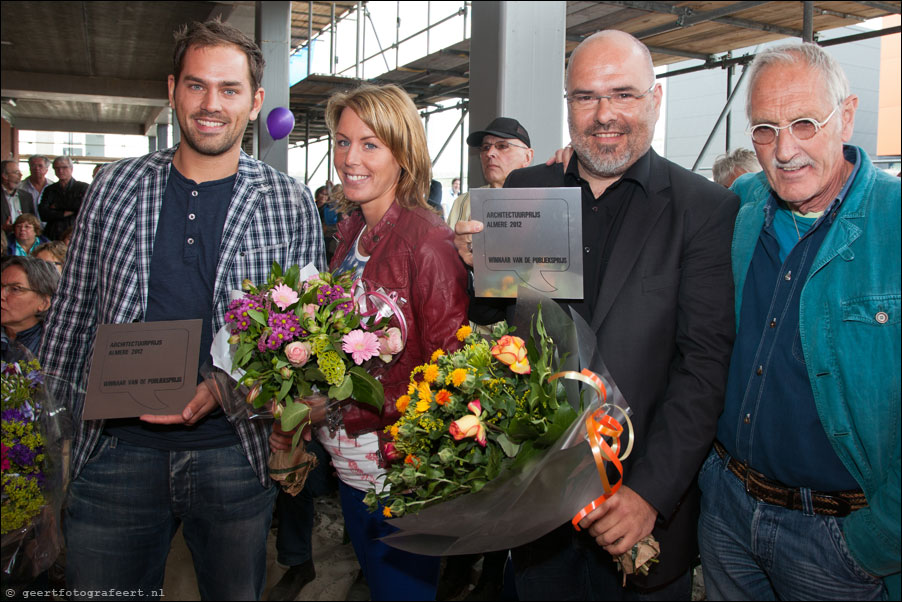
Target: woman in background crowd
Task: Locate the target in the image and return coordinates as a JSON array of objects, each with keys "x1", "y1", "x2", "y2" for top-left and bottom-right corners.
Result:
[
  {"x1": 7, "y1": 214, "x2": 48, "y2": 256},
  {"x1": 1, "y1": 255, "x2": 60, "y2": 357},
  {"x1": 32, "y1": 240, "x2": 68, "y2": 273}
]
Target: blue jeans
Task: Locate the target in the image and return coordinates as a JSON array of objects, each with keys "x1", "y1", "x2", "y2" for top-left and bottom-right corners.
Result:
[
  {"x1": 64, "y1": 436, "x2": 277, "y2": 601},
  {"x1": 697, "y1": 449, "x2": 887, "y2": 601},
  {"x1": 275, "y1": 438, "x2": 335, "y2": 566},
  {"x1": 511, "y1": 523, "x2": 690, "y2": 601},
  {"x1": 338, "y1": 481, "x2": 441, "y2": 601}
]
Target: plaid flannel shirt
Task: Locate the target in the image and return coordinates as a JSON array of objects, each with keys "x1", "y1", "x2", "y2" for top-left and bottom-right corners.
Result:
[{"x1": 39, "y1": 147, "x2": 325, "y2": 486}]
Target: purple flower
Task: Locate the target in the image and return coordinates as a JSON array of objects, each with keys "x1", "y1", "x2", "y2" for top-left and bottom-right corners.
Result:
[
  {"x1": 2, "y1": 408, "x2": 27, "y2": 423},
  {"x1": 9, "y1": 443, "x2": 40, "y2": 467},
  {"x1": 268, "y1": 312, "x2": 301, "y2": 339},
  {"x1": 226, "y1": 299, "x2": 255, "y2": 332}
]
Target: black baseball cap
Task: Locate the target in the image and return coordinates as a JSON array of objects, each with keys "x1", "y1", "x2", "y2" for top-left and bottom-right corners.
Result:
[{"x1": 466, "y1": 117, "x2": 531, "y2": 148}]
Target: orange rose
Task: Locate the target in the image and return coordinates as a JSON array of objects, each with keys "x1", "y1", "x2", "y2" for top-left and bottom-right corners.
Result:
[
  {"x1": 449, "y1": 409, "x2": 486, "y2": 447},
  {"x1": 490, "y1": 335, "x2": 531, "y2": 374}
]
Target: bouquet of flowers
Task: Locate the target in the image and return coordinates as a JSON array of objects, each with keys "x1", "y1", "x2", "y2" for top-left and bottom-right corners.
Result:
[
  {"x1": 366, "y1": 292, "x2": 657, "y2": 581},
  {"x1": 367, "y1": 311, "x2": 577, "y2": 516},
  {"x1": 1, "y1": 356, "x2": 70, "y2": 582},
  {"x1": 210, "y1": 262, "x2": 405, "y2": 494}
]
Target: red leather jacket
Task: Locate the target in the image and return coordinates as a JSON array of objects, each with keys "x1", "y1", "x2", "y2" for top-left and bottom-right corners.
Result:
[{"x1": 329, "y1": 202, "x2": 469, "y2": 437}]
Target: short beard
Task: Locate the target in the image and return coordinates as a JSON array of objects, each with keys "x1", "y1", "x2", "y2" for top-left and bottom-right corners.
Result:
[
  {"x1": 568, "y1": 119, "x2": 634, "y2": 179},
  {"x1": 572, "y1": 138, "x2": 633, "y2": 178},
  {"x1": 177, "y1": 111, "x2": 246, "y2": 157}
]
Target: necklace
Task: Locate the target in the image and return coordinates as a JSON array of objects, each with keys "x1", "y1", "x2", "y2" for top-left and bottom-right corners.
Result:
[{"x1": 789, "y1": 211, "x2": 802, "y2": 241}]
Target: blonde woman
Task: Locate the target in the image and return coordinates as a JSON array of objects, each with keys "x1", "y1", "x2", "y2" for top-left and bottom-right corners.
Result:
[{"x1": 273, "y1": 84, "x2": 469, "y2": 600}]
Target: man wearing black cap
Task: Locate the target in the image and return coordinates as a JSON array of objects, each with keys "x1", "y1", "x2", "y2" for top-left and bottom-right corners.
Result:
[{"x1": 446, "y1": 116, "x2": 533, "y2": 229}]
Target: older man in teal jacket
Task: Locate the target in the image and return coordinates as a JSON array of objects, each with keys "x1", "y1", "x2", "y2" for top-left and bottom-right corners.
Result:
[{"x1": 698, "y1": 42, "x2": 900, "y2": 601}]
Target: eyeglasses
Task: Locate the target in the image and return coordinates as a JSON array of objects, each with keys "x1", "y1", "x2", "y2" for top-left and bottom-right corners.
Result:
[
  {"x1": 565, "y1": 84, "x2": 656, "y2": 110},
  {"x1": 480, "y1": 141, "x2": 529, "y2": 153},
  {"x1": 1, "y1": 283, "x2": 37, "y2": 296},
  {"x1": 747, "y1": 106, "x2": 839, "y2": 145}
]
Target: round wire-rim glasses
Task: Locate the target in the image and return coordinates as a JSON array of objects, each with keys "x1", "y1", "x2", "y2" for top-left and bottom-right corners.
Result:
[{"x1": 747, "y1": 105, "x2": 840, "y2": 145}]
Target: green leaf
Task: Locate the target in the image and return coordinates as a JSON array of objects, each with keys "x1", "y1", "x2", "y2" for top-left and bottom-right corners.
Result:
[
  {"x1": 276, "y1": 377, "x2": 293, "y2": 402},
  {"x1": 285, "y1": 264, "x2": 300, "y2": 288},
  {"x1": 291, "y1": 427, "x2": 303, "y2": 451},
  {"x1": 280, "y1": 399, "x2": 311, "y2": 432},
  {"x1": 536, "y1": 402, "x2": 578, "y2": 447},
  {"x1": 271, "y1": 261, "x2": 283, "y2": 278},
  {"x1": 348, "y1": 366, "x2": 385, "y2": 412},
  {"x1": 247, "y1": 308, "x2": 266, "y2": 326},
  {"x1": 328, "y1": 374, "x2": 354, "y2": 400},
  {"x1": 496, "y1": 433, "x2": 521, "y2": 458},
  {"x1": 507, "y1": 416, "x2": 540, "y2": 441},
  {"x1": 233, "y1": 342, "x2": 254, "y2": 367}
]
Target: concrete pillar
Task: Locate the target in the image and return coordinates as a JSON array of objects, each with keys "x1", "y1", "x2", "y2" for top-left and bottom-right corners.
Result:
[
  {"x1": 468, "y1": 1, "x2": 566, "y2": 187},
  {"x1": 255, "y1": 1, "x2": 291, "y2": 173},
  {"x1": 157, "y1": 124, "x2": 170, "y2": 150}
]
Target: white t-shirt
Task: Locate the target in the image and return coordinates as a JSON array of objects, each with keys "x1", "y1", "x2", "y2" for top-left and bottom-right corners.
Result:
[{"x1": 320, "y1": 229, "x2": 387, "y2": 492}]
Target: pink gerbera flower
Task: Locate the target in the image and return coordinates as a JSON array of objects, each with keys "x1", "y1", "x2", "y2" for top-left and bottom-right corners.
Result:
[
  {"x1": 270, "y1": 284, "x2": 299, "y2": 310},
  {"x1": 342, "y1": 330, "x2": 381, "y2": 365}
]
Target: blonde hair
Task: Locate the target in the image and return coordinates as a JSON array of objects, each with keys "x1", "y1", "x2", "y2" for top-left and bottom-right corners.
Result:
[{"x1": 325, "y1": 84, "x2": 431, "y2": 214}]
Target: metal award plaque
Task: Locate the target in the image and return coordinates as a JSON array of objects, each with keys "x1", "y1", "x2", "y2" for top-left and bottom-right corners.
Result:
[{"x1": 470, "y1": 187, "x2": 583, "y2": 299}]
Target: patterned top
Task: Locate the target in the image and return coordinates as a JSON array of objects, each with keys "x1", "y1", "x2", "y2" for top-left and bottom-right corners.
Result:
[{"x1": 39, "y1": 147, "x2": 325, "y2": 486}]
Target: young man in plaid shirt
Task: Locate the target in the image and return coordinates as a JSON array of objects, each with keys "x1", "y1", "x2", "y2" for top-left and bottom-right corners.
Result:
[{"x1": 40, "y1": 20, "x2": 323, "y2": 600}]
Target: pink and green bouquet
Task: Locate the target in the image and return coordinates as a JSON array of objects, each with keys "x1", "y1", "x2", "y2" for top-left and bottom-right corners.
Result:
[
  {"x1": 224, "y1": 262, "x2": 406, "y2": 442},
  {"x1": 214, "y1": 262, "x2": 405, "y2": 493}
]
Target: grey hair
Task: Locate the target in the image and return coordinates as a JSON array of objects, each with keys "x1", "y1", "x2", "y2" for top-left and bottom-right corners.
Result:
[
  {"x1": 52, "y1": 155, "x2": 74, "y2": 169},
  {"x1": 745, "y1": 42, "x2": 850, "y2": 120},
  {"x1": 712, "y1": 148, "x2": 761, "y2": 186},
  {"x1": 28, "y1": 155, "x2": 50, "y2": 168},
  {"x1": 1, "y1": 255, "x2": 60, "y2": 321}
]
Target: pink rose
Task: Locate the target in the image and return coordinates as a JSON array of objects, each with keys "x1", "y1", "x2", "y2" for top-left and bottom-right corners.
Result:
[
  {"x1": 302, "y1": 303, "x2": 317, "y2": 319},
  {"x1": 378, "y1": 327, "x2": 404, "y2": 361},
  {"x1": 284, "y1": 341, "x2": 312, "y2": 367}
]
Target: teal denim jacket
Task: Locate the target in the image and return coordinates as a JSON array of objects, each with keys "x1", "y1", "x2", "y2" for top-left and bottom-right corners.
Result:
[{"x1": 731, "y1": 148, "x2": 901, "y2": 593}]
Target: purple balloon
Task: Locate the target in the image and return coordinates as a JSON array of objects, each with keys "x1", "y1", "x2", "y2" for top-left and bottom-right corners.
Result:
[{"x1": 266, "y1": 107, "x2": 295, "y2": 140}]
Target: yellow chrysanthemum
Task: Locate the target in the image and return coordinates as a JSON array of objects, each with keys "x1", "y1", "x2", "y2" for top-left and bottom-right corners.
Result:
[
  {"x1": 390, "y1": 424, "x2": 400, "y2": 439},
  {"x1": 456, "y1": 325, "x2": 472, "y2": 341},
  {"x1": 450, "y1": 368, "x2": 468, "y2": 387},
  {"x1": 415, "y1": 399, "x2": 431, "y2": 413},
  {"x1": 430, "y1": 349, "x2": 445, "y2": 362},
  {"x1": 407, "y1": 382, "x2": 417, "y2": 395},
  {"x1": 423, "y1": 364, "x2": 439, "y2": 384},
  {"x1": 417, "y1": 381, "x2": 432, "y2": 402},
  {"x1": 396, "y1": 395, "x2": 411, "y2": 414},
  {"x1": 382, "y1": 506, "x2": 392, "y2": 518}
]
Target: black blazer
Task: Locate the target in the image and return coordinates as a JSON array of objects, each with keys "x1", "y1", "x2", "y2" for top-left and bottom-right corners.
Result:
[
  {"x1": 1, "y1": 188, "x2": 36, "y2": 228},
  {"x1": 505, "y1": 149, "x2": 739, "y2": 588}
]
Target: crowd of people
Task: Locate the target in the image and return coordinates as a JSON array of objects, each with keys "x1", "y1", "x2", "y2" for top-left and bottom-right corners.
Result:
[{"x1": 1, "y1": 15, "x2": 898, "y2": 602}]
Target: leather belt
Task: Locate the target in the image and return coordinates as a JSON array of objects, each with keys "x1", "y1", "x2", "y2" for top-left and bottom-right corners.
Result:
[{"x1": 713, "y1": 441, "x2": 867, "y2": 517}]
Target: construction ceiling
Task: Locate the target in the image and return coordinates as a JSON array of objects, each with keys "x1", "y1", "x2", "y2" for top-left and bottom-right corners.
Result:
[{"x1": 1, "y1": 1, "x2": 899, "y2": 151}]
